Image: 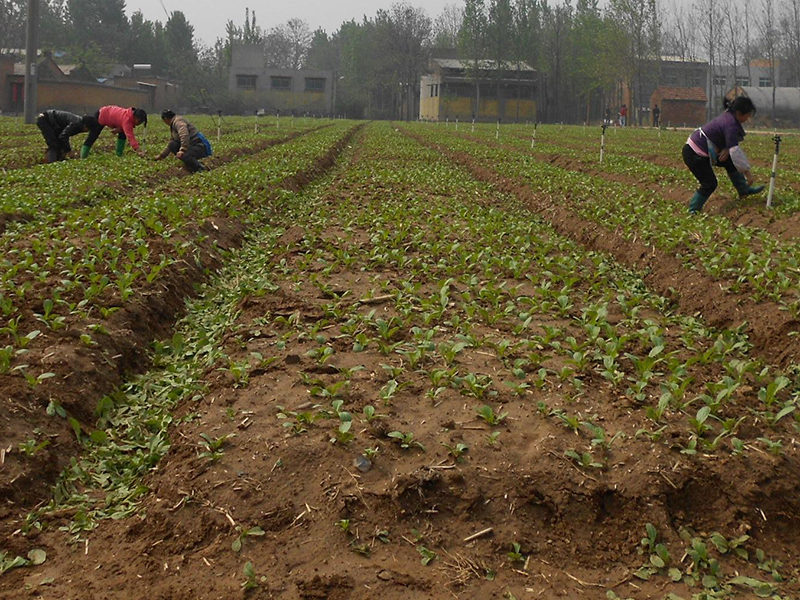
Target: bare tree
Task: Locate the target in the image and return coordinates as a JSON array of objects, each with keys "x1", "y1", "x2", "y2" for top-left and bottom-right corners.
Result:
[
  {"x1": 780, "y1": 0, "x2": 800, "y2": 86},
  {"x1": 759, "y1": 0, "x2": 779, "y2": 119},
  {"x1": 433, "y1": 3, "x2": 464, "y2": 47},
  {"x1": 694, "y1": 0, "x2": 719, "y2": 118},
  {"x1": 722, "y1": 0, "x2": 742, "y2": 100}
]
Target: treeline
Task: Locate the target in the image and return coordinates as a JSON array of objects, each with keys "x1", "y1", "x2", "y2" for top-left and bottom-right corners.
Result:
[{"x1": 1, "y1": 0, "x2": 798, "y2": 120}]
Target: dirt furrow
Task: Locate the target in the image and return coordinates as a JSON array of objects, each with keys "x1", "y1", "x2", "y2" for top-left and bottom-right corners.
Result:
[
  {"x1": 402, "y1": 127, "x2": 800, "y2": 368},
  {"x1": 0, "y1": 124, "x2": 363, "y2": 519}
]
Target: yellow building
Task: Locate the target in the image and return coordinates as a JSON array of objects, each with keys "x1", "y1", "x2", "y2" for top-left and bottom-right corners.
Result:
[{"x1": 419, "y1": 58, "x2": 537, "y2": 123}]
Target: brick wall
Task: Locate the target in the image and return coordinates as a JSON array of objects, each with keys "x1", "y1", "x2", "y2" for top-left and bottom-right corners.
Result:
[
  {"x1": 662, "y1": 100, "x2": 706, "y2": 127},
  {"x1": 4, "y1": 78, "x2": 154, "y2": 114}
]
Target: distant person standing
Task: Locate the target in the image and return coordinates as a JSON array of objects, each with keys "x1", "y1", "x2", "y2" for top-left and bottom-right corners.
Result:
[
  {"x1": 81, "y1": 106, "x2": 147, "y2": 158},
  {"x1": 620, "y1": 103, "x2": 628, "y2": 127},
  {"x1": 604, "y1": 106, "x2": 612, "y2": 126},
  {"x1": 36, "y1": 110, "x2": 96, "y2": 163},
  {"x1": 653, "y1": 104, "x2": 661, "y2": 127},
  {"x1": 154, "y1": 110, "x2": 212, "y2": 173},
  {"x1": 682, "y1": 96, "x2": 764, "y2": 214}
]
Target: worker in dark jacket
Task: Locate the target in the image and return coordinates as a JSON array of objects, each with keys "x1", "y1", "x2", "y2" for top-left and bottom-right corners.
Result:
[
  {"x1": 682, "y1": 96, "x2": 764, "y2": 214},
  {"x1": 36, "y1": 110, "x2": 96, "y2": 163},
  {"x1": 154, "y1": 110, "x2": 211, "y2": 173}
]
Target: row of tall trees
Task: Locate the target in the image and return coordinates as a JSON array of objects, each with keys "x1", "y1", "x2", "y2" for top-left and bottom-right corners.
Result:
[{"x1": 3, "y1": 0, "x2": 800, "y2": 120}]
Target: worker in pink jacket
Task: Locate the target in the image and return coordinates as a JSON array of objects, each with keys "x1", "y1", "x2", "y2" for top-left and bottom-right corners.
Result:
[{"x1": 80, "y1": 106, "x2": 148, "y2": 158}]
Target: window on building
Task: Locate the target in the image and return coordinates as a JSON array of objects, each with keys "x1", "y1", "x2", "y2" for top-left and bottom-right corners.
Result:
[
  {"x1": 663, "y1": 74, "x2": 678, "y2": 85},
  {"x1": 236, "y1": 74, "x2": 257, "y2": 89},
  {"x1": 713, "y1": 75, "x2": 726, "y2": 86},
  {"x1": 736, "y1": 76, "x2": 750, "y2": 87},
  {"x1": 271, "y1": 76, "x2": 292, "y2": 90},
  {"x1": 759, "y1": 77, "x2": 773, "y2": 87},
  {"x1": 689, "y1": 74, "x2": 703, "y2": 86},
  {"x1": 305, "y1": 77, "x2": 326, "y2": 92}
]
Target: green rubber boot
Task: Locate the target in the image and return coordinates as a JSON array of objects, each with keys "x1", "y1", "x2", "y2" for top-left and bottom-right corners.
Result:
[
  {"x1": 689, "y1": 191, "x2": 708, "y2": 214},
  {"x1": 115, "y1": 138, "x2": 126, "y2": 157},
  {"x1": 729, "y1": 171, "x2": 765, "y2": 197},
  {"x1": 80, "y1": 144, "x2": 91, "y2": 159}
]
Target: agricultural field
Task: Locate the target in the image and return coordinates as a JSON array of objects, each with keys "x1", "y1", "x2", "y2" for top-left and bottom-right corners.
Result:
[{"x1": 0, "y1": 118, "x2": 798, "y2": 600}]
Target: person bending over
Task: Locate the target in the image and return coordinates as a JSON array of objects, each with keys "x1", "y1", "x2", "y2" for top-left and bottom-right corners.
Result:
[
  {"x1": 682, "y1": 96, "x2": 764, "y2": 214},
  {"x1": 81, "y1": 106, "x2": 147, "y2": 158},
  {"x1": 154, "y1": 110, "x2": 212, "y2": 173},
  {"x1": 36, "y1": 110, "x2": 96, "y2": 163}
]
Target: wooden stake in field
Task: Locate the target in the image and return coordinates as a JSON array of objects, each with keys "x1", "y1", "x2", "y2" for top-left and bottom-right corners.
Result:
[
  {"x1": 216, "y1": 110, "x2": 222, "y2": 142},
  {"x1": 767, "y1": 134, "x2": 782, "y2": 208},
  {"x1": 600, "y1": 122, "x2": 607, "y2": 163},
  {"x1": 531, "y1": 122, "x2": 538, "y2": 148},
  {"x1": 276, "y1": 109, "x2": 280, "y2": 129},
  {"x1": 456, "y1": 116, "x2": 459, "y2": 131},
  {"x1": 496, "y1": 119, "x2": 500, "y2": 140},
  {"x1": 254, "y1": 111, "x2": 258, "y2": 134},
  {"x1": 471, "y1": 115, "x2": 475, "y2": 132}
]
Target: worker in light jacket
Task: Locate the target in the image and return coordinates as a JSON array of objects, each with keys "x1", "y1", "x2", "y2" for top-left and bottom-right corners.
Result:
[
  {"x1": 80, "y1": 106, "x2": 147, "y2": 158},
  {"x1": 36, "y1": 110, "x2": 96, "y2": 163},
  {"x1": 682, "y1": 96, "x2": 764, "y2": 214},
  {"x1": 154, "y1": 110, "x2": 212, "y2": 173}
]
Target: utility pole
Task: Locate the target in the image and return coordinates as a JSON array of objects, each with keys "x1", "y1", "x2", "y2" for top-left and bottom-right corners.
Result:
[{"x1": 24, "y1": 0, "x2": 40, "y2": 124}]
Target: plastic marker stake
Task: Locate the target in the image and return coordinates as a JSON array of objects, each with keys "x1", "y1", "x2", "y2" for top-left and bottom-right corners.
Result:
[
  {"x1": 767, "y1": 134, "x2": 782, "y2": 208},
  {"x1": 600, "y1": 123, "x2": 607, "y2": 164}
]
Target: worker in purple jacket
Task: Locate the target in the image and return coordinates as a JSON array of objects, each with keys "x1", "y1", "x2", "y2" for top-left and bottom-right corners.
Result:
[{"x1": 682, "y1": 96, "x2": 764, "y2": 214}]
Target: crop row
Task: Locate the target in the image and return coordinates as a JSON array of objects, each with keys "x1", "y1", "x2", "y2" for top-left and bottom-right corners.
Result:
[
  {"x1": 0, "y1": 118, "x2": 330, "y2": 218},
  {"x1": 0, "y1": 123, "x2": 355, "y2": 390},
  {"x1": 407, "y1": 123, "x2": 800, "y2": 314},
  {"x1": 4, "y1": 122, "x2": 797, "y2": 598}
]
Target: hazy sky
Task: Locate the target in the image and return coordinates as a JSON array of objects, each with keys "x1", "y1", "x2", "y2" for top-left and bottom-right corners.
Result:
[{"x1": 126, "y1": 1, "x2": 457, "y2": 46}]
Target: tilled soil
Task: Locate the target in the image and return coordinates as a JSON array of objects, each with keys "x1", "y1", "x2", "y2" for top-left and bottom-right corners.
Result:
[{"x1": 1, "y1": 123, "x2": 798, "y2": 600}]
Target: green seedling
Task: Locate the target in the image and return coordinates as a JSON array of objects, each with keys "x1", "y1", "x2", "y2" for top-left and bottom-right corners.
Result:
[
  {"x1": 507, "y1": 542, "x2": 524, "y2": 564},
  {"x1": 336, "y1": 519, "x2": 351, "y2": 534},
  {"x1": 198, "y1": 433, "x2": 234, "y2": 461},
  {"x1": 565, "y1": 449, "x2": 604, "y2": 469},
  {"x1": 362, "y1": 405, "x2": 387, "y2": 422},
  {"x1": 442, "y1": 442, "x2": 469, "y2": 461},
  {"x1": 18, "y1": 438, "x2": 50, "y2": 457},
  {"x1": 757, "y1": 436, "x2": 783, "y2": 456},
  {"x1": 475, "y1": 404, "x2": 507, "y2": 426},
  {"x1": 460, "y1": 373, "x2": 493, "y2": 399},
  {"x1": 240, "y1": 561, "x2": 266, "y2": 591},
  {"x1": 232, "y1": 525, "x2": 265, "y2": 552},
  {"x1": 486, "y1": 431, "x2": 501, "y2": 446},
  {"x1": 418, "y1": 545, "x2": 437, "y2": 566},
  {"x1": 388, "y1": 431, "x2": 425, "y2": 451}
]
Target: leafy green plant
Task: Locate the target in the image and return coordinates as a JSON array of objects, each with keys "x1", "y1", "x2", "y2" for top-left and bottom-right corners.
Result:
[
  {"x1": 198, "y1": 433, "x2": 234, "y2": 461},
  {"x1": 232, "y1": 525, "x2": 265, "y2": 552},
  {"x1": 240, "y1": 561, "x2": 266, "y2": 591},
  {"x1": 418, "y1": 545, "x2": 437, "y2": 566},
  {"x1": 388, "y1": 431, "x2": 425, "y2": 451},
  {"x1": 475, "y1": 404, "x2": 507, "y2": 426}
]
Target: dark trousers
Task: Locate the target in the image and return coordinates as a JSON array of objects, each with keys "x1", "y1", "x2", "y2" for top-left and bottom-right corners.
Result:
[
  {"x1": 653, "y1": 114, "x2": 659, "y2": 127},
  {"x1": 36, "y1": 114, "x2": 70, "y2": 154},
  {"x1": 83, "y1": 111, "x2": 126, "y2": 148},
  {"x1": 682, "y1": 144, "x2": 736, "y2": 197},
  {"x1": 166, "y1": 139, "x2": 208, "y2": 172}
]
